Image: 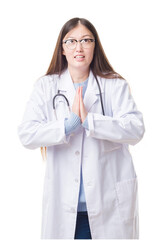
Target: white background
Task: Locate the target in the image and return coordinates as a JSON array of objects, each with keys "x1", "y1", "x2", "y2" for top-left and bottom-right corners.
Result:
[{"x1": 0, "y1": 0, "x2": 162, "y2": 239}]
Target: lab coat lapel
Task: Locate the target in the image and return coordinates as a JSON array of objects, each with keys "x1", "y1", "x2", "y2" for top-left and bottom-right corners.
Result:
[
  {"x1": 84, "y1": 71, "x2": 103, "y2": 112},
  {"x1": 58, "y1": 69, "x2": 76, "y2": 109}
]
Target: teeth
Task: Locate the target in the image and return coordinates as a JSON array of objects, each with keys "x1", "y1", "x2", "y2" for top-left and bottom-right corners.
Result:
[{"x1": 76, "y1": 56, "x2": 84, "y2": 58}]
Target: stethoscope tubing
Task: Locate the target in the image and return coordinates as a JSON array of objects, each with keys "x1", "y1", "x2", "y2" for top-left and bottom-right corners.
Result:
[
  {"x1": 94, "y1": 75, "x2": 105, "y2": 116},
  {"x1": 53, "y1": 92, "x2": 70, "y2": 110}
]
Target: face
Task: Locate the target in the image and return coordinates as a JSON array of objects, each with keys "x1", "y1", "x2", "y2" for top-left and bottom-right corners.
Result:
[{"x1": 62, "y1": 24, "x2": 95, "y2": 73}]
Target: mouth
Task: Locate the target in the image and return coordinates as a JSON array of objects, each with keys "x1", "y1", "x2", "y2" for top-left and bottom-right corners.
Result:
[{"x1": 74, "y1": 55, "x2": 85, "y2": 59}]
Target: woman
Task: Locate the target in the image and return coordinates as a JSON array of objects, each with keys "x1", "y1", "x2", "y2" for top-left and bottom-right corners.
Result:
[{"x1": 18, "y1": 17, "x2": 145, "y2": 239}]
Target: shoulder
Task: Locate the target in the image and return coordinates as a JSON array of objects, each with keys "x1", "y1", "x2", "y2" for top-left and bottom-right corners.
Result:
[
  {"x1": 35, "y1": 74, "x2": 59, "y2": 89},
  {"x1": 103, "y1": 76, "x2": 130, "y2": 91},
  {"x1": 99, "y1": 76, "x2": 127, "y2": 90},
  {"x1": 31, "y1": 74, "x2": 60, "y2": 101},
  {"x1": 33, "y1": 74, "x2": 60, "y2": 98},
  {"x1": 102, "y1": 76, "x2": 126, "y2": 84}
]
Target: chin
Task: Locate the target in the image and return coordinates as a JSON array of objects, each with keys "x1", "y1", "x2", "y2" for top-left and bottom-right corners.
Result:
[{"x1": 75, "y1": 64, "x2": 90, "y2": 71}]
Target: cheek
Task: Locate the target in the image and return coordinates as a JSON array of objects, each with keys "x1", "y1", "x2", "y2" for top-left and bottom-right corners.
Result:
[
  {"x1": 63, "y1": 51, "x2": 74, "y2": 62},
  {"x1": 67, "y1": 55, "x2": 74, "y2": 64},
  {"x1": 87, "y1": 49, "x2": 94, "y2": 62}
]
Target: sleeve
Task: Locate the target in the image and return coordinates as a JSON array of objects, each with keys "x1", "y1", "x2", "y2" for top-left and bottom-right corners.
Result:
[
  {"x1": 17, "y1": 78, "x2": 70, "y2": 150},
  {"x1": 82, "y1": 116, "x2": 89, "y2": 130},
  {"x1": 85, "y1": 78, "x2": 145, "y2": 145},
  {"x1": 64, "y1": 112, "x2": 81, "y2": 136}
]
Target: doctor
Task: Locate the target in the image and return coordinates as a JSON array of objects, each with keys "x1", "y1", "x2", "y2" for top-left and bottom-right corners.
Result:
[{"x1": 18, "y1": 17, "x2": 145, "y2": 239}]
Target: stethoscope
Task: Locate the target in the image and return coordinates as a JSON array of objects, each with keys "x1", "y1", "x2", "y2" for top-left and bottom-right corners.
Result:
[{"x1": 53, "y1": 75, "x2": 105, "y2": 117}]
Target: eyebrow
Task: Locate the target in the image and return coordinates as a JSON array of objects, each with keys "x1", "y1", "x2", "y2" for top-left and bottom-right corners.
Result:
[{"x1": 67, "y1": 34, "x2": 93, "y2": 39}]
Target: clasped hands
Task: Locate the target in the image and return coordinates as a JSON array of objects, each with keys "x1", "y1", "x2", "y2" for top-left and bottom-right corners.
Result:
[{"x1": 72, "y1": 86, "x2": 88, "y2": 123}]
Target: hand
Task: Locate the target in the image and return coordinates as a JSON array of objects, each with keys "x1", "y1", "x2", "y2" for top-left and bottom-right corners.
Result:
[
  {"x1": 72, "y1": 87, "x2": 80, "y2": 117},
  {"x1": 79, "y1": 86, "x2": 88, "y2": 123},
  {"x1": 72, "y1": 86, "x2": 88, "y2": 123}
]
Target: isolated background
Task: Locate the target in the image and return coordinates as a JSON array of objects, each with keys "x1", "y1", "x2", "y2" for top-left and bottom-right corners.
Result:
[{"x1": 0, "y1": 0, "x2": 162, "y2": 239}]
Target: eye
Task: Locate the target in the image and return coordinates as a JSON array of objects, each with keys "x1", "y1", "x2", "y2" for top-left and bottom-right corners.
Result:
[
  {"x1": 65, "y1": 39, "x2": 75, "y2": 44},
  {"x1": 81, "y1": 39, "x2": 91, "y2": 43}
]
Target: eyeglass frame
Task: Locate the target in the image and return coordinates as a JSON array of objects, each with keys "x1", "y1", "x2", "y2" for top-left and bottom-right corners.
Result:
[{"x1": 62, "y1": 38, "x2": 95, "y2": 49}]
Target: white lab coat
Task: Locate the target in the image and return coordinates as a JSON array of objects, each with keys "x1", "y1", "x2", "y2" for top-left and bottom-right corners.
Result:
[{"x1": 18, "y1": 69, "x2": 145, "y2": 239}]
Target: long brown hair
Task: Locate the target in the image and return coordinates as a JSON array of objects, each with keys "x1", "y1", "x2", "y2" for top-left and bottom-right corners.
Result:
[
  {"x1": 41, "y1": 17, "x2": 123, "y2": 159},
  {"x1": 46, "y1": 17, "x2": 123, "y2": 79}
]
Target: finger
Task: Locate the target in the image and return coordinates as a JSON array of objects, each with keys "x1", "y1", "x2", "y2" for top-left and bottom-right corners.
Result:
[
  {"x1": 75, "y1": 87, "x2": 80, "y2": 99},
  {"x1": 72, "y1": 87, "x2": 80, "y2": 116},
  {"x1": 79, "y1": 86, "x2": 83, "y2": 103},
  {"x1": 79, "y1": 87, "x2": 82, "y2": 108},
  {"x1": 75, "y1": 87, "x2": 80, "y2": 104},
  {"x1": 79, "y1": 86, "x2": 88, "y2": 122},
  {"x1": 80, "y1": 86, "x2": 83, "y2": 98}
]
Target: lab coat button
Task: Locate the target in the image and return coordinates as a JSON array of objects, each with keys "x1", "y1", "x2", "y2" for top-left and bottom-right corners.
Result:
[
  {"x1": 75, "y1": 151, "x2": 80, "y2": 156},
  {"x1": 75, "y1": 178, "x2": 78, "y2": 183}
]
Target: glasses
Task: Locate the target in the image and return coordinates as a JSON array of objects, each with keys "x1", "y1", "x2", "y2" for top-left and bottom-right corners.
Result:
[{"x1": 62, "y1": 38, "x2": 95, "y2": 50}]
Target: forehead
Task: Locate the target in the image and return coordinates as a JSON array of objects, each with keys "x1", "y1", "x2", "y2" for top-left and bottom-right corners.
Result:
[{"x1": 63, "y1": 24, "x2": 94, "y2": 39}]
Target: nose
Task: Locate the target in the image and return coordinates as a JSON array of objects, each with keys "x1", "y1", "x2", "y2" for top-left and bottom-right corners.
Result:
[{"x1": 75, "y1": 41, "x2": 83, "y2": 51}]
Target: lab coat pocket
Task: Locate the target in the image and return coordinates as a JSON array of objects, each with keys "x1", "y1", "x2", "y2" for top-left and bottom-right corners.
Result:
[{"x1": 116, "y1": 178, "x2": 138, "y2": 222}]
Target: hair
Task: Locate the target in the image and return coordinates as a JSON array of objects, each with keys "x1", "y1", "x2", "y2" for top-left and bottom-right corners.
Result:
[{"x1": 41, "y1": 17, "x2": 124, "y2": 159}]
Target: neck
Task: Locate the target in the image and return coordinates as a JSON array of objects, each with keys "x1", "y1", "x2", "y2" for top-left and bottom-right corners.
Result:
[{"x1": 68, "y1": 67, "x2": 90, "y2": 83}]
